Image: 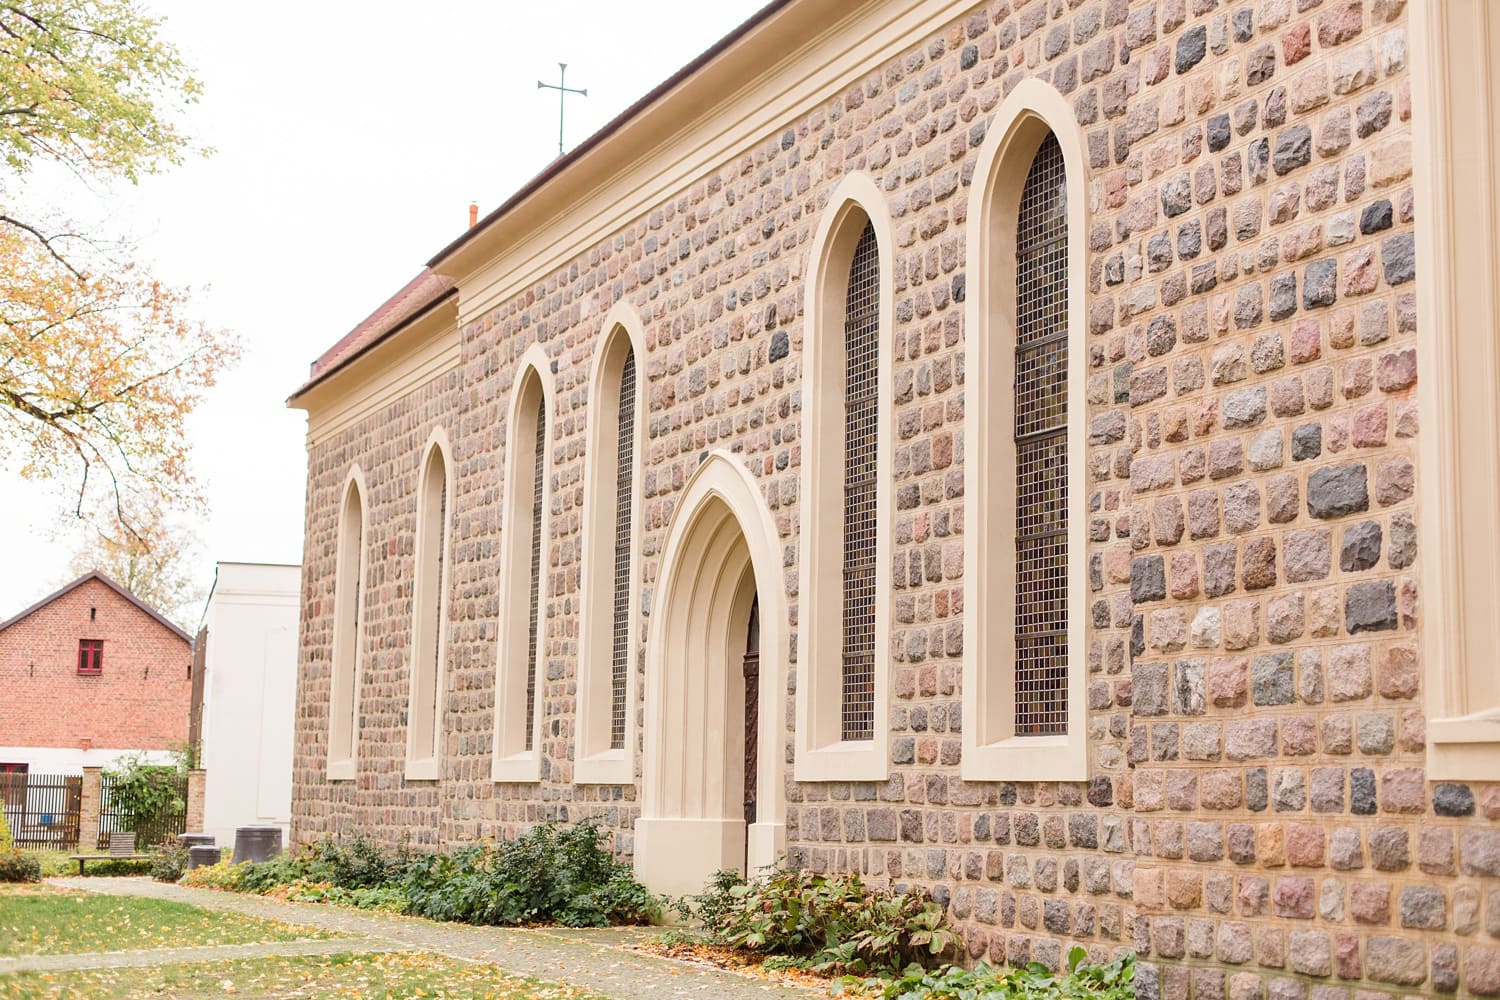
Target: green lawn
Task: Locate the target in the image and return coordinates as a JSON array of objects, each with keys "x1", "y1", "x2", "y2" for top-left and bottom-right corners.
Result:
[
  {"x1": 0, "y1": 885, "x2": 330, "y2": 956},
  {"x1": 0, "y1": 950, "x2": 613, "y2": 999}
]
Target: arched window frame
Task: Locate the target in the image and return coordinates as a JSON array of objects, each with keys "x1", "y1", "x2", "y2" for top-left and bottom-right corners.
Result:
[
  {"x1": 327, "y1": 465, "x2": 368, "y2": 781},
  {"x1": 405, "y1": 428, "x2": 453, "y2": 781},
  {"x1": 576, "y1": 304, "x2": 646, "y2": 785},
  {"x1": 795, "y1": 172, "x2": 893, "y2": 783},
  {"x1": 961, "y1": 78, "x2": 1090, "y2": 782},
  {"x1": 493, "y1": 343, "x2": 555, "y2": 783}
]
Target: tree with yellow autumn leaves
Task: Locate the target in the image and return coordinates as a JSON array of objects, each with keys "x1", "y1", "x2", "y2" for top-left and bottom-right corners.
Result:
[{"x1": 1, "y1": 1, "x2": 239, "y2": 544}]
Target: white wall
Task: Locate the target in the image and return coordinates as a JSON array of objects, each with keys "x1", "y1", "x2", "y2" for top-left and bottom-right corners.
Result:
[
  {"x1": 0, "y1": 747, "x2": 174, "y2": 774},
  {"x1": 198, "y1": 562, "x2": 300, "y2": 850}
]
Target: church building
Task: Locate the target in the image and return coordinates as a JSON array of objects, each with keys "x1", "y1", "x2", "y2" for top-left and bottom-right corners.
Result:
[{"x1": 289, "y1": 1, "x2": 1500, "y2": 995}]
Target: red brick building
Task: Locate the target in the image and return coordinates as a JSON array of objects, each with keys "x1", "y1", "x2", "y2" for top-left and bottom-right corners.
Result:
[{"x1": 0, "y1": 571, "x2": 193, "y2": 773}]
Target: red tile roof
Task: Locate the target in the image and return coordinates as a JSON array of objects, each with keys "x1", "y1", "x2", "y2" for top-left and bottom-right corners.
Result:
[{"x1": 291, "y1": 268, "x2": 457, "y2": 400}]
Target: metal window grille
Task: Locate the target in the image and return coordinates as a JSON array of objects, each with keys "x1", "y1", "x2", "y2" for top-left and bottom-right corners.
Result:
[
  {"x1": 609, "y1": 350, "x2": 636, "y2": 750},
  {"x1": 523, "y1": 399, "x2": 545, "y2": 751},
  {"x1": 429, "y1": 464, "x2": 446, "y2": 752},
  {"x1": 351, "y1": 500, "x2": 363, "y2": 743},
  {"x1": 1013, "y1": 133, "x2": 1070, "y2": 737},
  {"x1": 842, "y1": 220, "x2": 879, "y2": 742}
]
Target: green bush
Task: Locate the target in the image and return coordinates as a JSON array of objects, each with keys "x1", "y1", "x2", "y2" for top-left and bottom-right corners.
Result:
[
  {"x1": 0, "y1": 807, "x2": 12, "y2": 852},
  {"x1": 0, "y1": 849, "x2": 41, "y2": 883},
  {"x1": 236, "y1": 833, "x2": 420, "y2": 895},
  {"x1": 687, "y1": 867, "x2": 959, "y2": 976},
  {"x1": 844, "y1": 947, "x2": 1135, "y2": 1000},
  {"x1": 150, "y1": 841, "x2": 188, "y2": 883},
  {"x1": 403, "y1": 820, "x2": 660, "y2": 927},
  {"x1": 103, "y1": 754, "x2": 186, "y2": 849},
  {"x1": 30, "y1": 850, "x2": 150, "y2": 878},
  {"x1": 179, "y1": 859, "x2": 245, "y2": 891},
  {"x1": 278, "y1": 881, "x2": 408, "y2": 912}
]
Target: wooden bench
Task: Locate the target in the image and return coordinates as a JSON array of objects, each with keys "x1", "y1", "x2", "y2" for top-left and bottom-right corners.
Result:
[{"x1": 70, "y1": 831, "x2": 153, "y2": 875}]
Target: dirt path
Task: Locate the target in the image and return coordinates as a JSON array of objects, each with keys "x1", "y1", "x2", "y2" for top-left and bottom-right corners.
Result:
[{"x1": 48, "y1": 878, "x2": 822, "y2": 1000}]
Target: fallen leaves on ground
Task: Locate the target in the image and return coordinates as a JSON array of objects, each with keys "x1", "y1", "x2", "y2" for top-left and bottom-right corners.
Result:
[
  {"x1": 0, "y1": 888, "x2": 331, "y2": 957},
  {"x1": 632, "y1": 937, "x2": 834, "y2": 989},
  {"x1": 0, "y1": 950, "x2": 614, "y2": 999}
]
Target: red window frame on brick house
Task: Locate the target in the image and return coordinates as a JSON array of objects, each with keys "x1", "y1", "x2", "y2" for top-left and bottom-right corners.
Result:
[{"x1": 77, "y1": 638, "x2": 104, "y2": 675}]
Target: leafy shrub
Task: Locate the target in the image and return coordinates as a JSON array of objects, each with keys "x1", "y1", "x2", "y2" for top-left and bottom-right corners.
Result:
[
  {"x1": 689, "y1": 867, "x2": 959, "y2": 976},
  {"x1": 236, "y1": 832, "x2": 421, "y2": 895},
  {"x1": 103, "y1": 754, "x2": 185, "y2": 849},
  {"x1": 0, "y1": 849, "x2": 41, "y2": 883},
  {"x1": 844, "y1": 947, "x2": 1135, "y2": 1000},
  {"x1": 179, "y1": 859, "x2": 245, "y2": 891},
  {"x1": 150, "y1": 841, "x2": 188, "y2": 883},
  {"x1": 32, "y1": 850, "x2": 149, "y2": 878},
  {"x1": 269, "y1": 880, "x2": 408, "y2": 913},
  {"x1": 403, "y1": 820, "x2": 660, "y2": 927},
  {"x1": 0, "y1": 807, "x2": 12, "y2": 852}
]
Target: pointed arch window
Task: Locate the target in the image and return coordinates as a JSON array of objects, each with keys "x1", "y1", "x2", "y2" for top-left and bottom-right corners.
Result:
[
  {"x1": 577, "y1": 315, "x2": 644, "y2": 785},
  {"x1": 406, "y1": 437, "x2": 451, "y2": 780},
  {"x1": 494, "y1": 349, "x2": 553, "y2": 783},
  {"x1": 796, "y1": 174, "x2": 893, "y2": 782},
  {"x1": 328, "y1": 472, "x2": 367, "y2": 779},
  {"x1": 962, "y1": 81, "x2": 1088, "y2": 781}
]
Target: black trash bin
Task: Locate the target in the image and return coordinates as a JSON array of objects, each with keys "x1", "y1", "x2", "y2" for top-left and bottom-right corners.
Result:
[
  {"x1": 232, "y1": 825, "x2": 284, "y2": 864},
  {"x1": 187, "y1": 845, "x2": 223, "y2": 869}
]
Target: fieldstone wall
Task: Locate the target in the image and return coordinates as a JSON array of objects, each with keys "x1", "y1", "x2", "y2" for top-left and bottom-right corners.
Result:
[{"x1": 292, "y1": 0, "x2": 1500, "y2": 995}]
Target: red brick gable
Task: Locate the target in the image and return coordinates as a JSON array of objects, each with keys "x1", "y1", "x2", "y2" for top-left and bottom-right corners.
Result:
[{"x1": 0, "y1": 574, "x2": 193, "y2": 751}]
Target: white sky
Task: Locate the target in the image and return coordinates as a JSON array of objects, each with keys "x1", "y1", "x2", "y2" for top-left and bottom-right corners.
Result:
[{"x1": 0, "y1": 0, "x2": 766, "y2": 620}]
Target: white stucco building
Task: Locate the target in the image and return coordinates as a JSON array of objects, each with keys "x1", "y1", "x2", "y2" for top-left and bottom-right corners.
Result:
[{"x1": 196, "y1": 562, "x2": 299, "y2": 848}]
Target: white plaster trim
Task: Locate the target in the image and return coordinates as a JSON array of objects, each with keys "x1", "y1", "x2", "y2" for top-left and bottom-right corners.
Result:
[
  {"x1": 405, "y1": 428, "x2": 453, "y2": 782},
  {"x1": 638, "y1": 451, "x2": 788, "y2": 885},
  {"x1": 327, "y1": 465, "x2": 368, "y2": 781},
  {"x1": 576, "y1": 303, "x2": 647, "y2": 786},
  {"x1": 795, "y1": 171, "x2": 892, "y2": 783},
  {"x1": 1410, "y1": 0, "x2": 1500, "y2": 779},
  {"x1": 961, "y1": 78, "x2": 1089, "y2": 783},
  {"x1": 492, "y1": 343, "x2": 555, "y2": 784}
]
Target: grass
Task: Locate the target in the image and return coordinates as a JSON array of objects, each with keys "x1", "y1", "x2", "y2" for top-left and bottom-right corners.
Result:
[
  {"x1": 0, "y1": 885, "x2": 331, "y2": 957},
  {"x1": 0, "y1": 950, "x2": 613, "y2": 999}
]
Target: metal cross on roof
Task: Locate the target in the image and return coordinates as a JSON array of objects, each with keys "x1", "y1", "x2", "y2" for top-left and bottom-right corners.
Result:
[{"x1": 537, "y1": 63, "x2": 587, "y2": 157}]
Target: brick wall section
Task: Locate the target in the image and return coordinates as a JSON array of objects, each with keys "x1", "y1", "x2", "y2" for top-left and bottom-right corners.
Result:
[
  {"x1": 292, "y1": 0, "x2": 1500, "y2": 995},
  {"x1": 0, "y1": 578, "x2": 192, "y2": 751}
]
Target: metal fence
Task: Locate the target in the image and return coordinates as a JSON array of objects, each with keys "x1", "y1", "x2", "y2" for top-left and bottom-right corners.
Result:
[
  {"x1": 0, "y1": 773, "x2": 82, "y2": 850},
  {"x1": 98, "y1": 771, "x2": 189, "y2": 850}
]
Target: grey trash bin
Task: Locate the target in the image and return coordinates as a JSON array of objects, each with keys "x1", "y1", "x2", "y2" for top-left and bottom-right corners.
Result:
[
  {"x1": 187, "y1": 845, "x2": 223, "y2": 869},
  {"x1": 232, "y1": 825, "x2": 284, "y2": 864},
  {"x1": 178, "y1": 833, "x2": 215, "y2": 850}
]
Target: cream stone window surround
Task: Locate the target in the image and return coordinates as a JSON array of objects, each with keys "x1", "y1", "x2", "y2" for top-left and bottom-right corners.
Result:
[
  {"x1": 405, "y1": 428, "x2": 454, "y2": 781},
  {"x1": 576, "y1": 303, "x2": 647, "y2": 786},
  {"x1": 493, "y1": 343, "x2": 555, "y2": 783},
  {"x1": 795, "y1": 171, "x2": 892, "y2": 783},
  {"x1": 327, "y1": 466, "x2": 368, "y2": 781},
  {"x1": 961, "y1": 78, "x2": 1090, "y2": 783},
  {"x1": 637, "y1": 450, "x2": 787, "y2": 895},
  {"x1": 1411, "y1": 0, "x2": 1500, "y2": 779}
]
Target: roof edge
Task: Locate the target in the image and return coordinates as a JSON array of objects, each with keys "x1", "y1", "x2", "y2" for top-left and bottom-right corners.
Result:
[
  {"x1": 0, "y1": 570, "x2": 193, "y2": 644},
  {"x1": 425, "y1": 0, "x2": 792, "y2": 270},
  {"x1": 288, "y1": 285, "x2": 460, "y2": 404}
]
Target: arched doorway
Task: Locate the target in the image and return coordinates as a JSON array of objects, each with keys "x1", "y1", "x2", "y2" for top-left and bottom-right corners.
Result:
[{"x1": 635, "y1": 452, "x2": 787, "y2": 897}]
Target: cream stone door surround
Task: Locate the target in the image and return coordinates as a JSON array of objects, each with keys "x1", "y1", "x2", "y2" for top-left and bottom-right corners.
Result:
[{"x1": 635, "y1": 451, "x2": 787, "y2": 897}]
